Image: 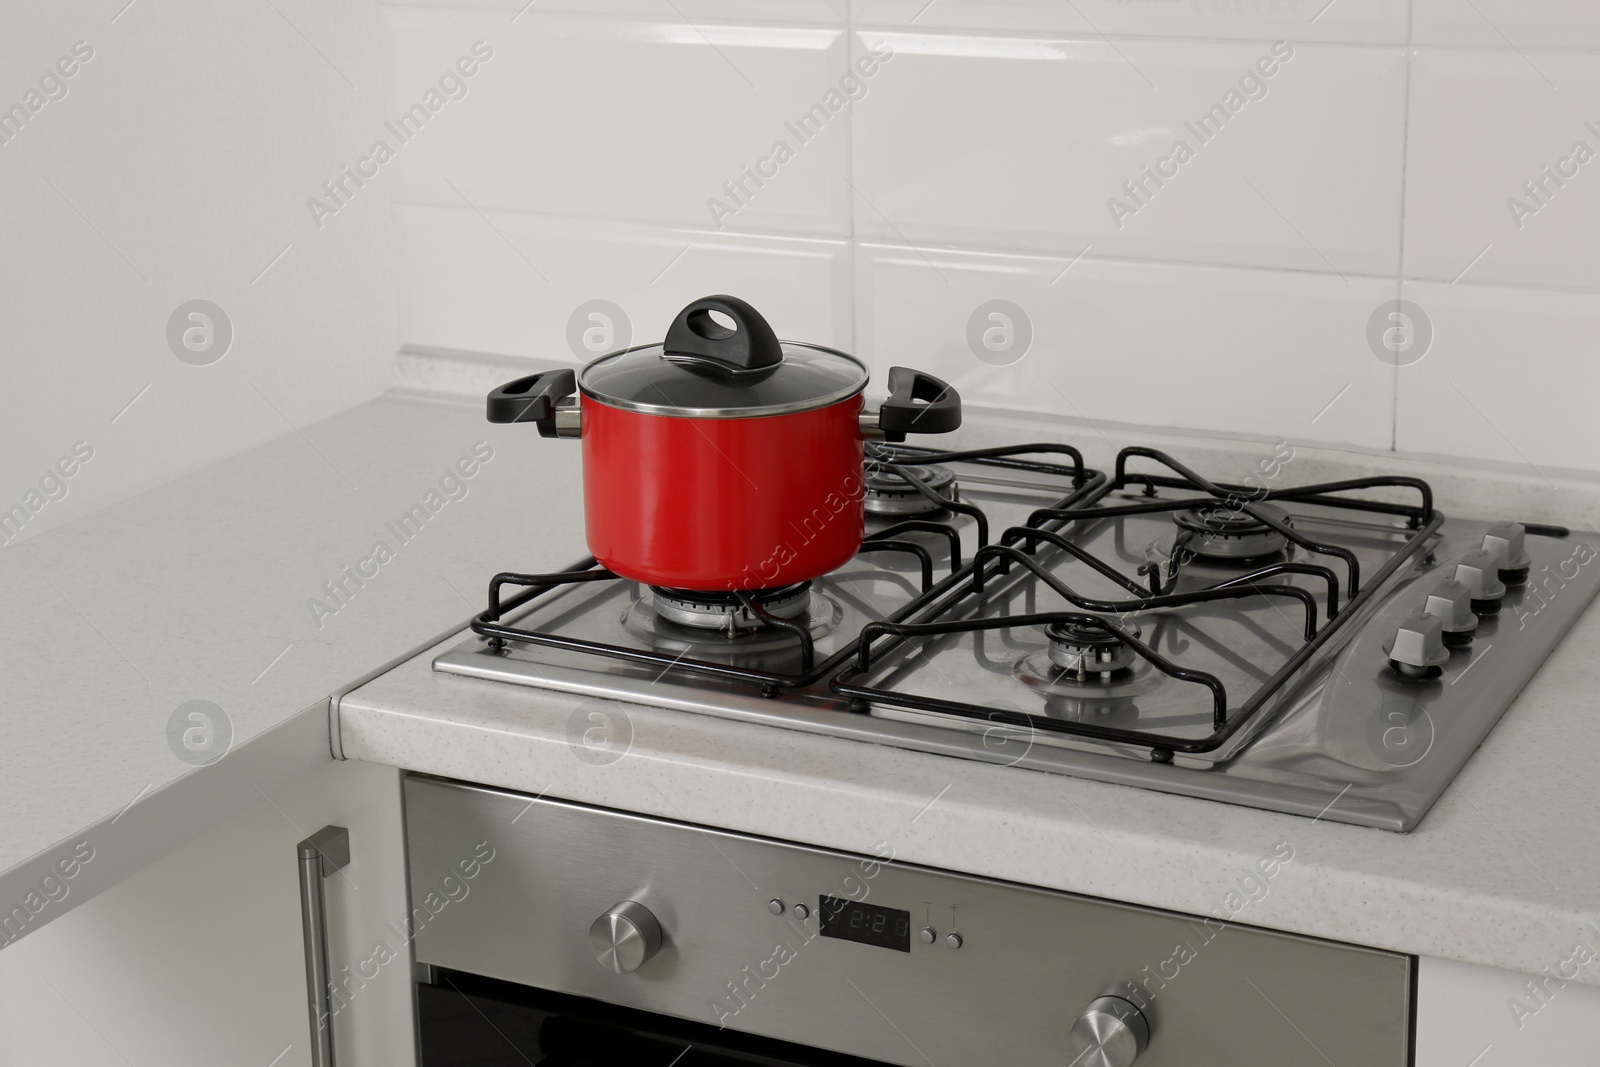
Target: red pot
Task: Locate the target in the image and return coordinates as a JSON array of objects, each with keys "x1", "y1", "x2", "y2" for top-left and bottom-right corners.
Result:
[{"x1": 487, "y1": 295, "x2": 961, "y2": 591}]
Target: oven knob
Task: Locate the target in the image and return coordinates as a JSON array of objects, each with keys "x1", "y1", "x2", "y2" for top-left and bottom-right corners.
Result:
[
  {"x1": 1454, "y1": 550, "x2": 1508, "y2": 615},
  {"x1": 589, "y1": 900, "x2": 663, "y2": 974},
  {"x1": 1071, "y1": 995, "x2": 1149, "y2": 1067},
  {"x1": 1384, "y1": 612, "x2": 1451, "y2": 679},
  {"x1": 1481, "y1": 521, "x2": 1532, "y2": 585},
  {"x1": 1421, "y1": 578, "x2": 1478, "y2": 647}
]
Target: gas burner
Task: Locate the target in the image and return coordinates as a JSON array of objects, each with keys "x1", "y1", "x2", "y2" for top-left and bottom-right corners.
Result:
[
  {"x1": 1172, "y1": 502, "x2": 1293, "y2": 561},
  {"x1": 1015, "y1": 637, "x2": 1161, "y2": 703},
  {"x1": 1044, "y1": 619, "x2": 1140, "y2": 678},
  {"x1": 649, "y1": 583, "x2": 812, "y2": 632},
  {"x1": 622, "y1": 583, "x2": 845, "y2": 664},
  {"x1": 863, "y1": 463, "x2": 959, "y2": 517}
]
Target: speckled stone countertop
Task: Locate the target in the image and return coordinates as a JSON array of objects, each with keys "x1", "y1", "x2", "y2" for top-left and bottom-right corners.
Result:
[{"x1": 0, "y1": 377, "x2": 586, "y2": 941}]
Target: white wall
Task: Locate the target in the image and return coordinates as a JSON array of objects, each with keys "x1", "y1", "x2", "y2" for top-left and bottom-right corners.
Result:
[
  {"x1": 0, "y1": 3, "x2": 402, "y2": 1061},
  {"x1": 0, "y1": 0, "x2": 397, "y2": 548},
  {"x1": 382, "y1": 0, "x2": 1600, "y2": 479}
]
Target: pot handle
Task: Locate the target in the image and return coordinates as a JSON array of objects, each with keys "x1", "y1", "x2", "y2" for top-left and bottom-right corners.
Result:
[
  {"x1": 874, "y1": 367, "x2": 962, "y2": 442},
  {"x1": 487, "y1": 368, "x2": 577, "y2": 439},
  {"x1": 662, "y1": 295, "x2": 784, "y2": 373}
]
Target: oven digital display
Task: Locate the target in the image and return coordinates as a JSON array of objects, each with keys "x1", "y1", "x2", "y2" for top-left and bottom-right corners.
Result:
[{"x1": 818, "y1": 896, "x2": 911, "y2": 952}]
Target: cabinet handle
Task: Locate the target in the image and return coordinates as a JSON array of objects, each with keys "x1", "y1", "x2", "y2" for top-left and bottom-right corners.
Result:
[{"x1": 298, "y1": 826, "x2": 350, "y2": 1067}]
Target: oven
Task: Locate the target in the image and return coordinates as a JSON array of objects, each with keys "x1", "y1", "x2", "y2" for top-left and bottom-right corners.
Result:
[{"x1": 404, "y1": 774, "x2": 1414, "y2": 1066}]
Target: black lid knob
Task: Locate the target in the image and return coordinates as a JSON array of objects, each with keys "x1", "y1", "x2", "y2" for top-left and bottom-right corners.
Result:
[{"x1": 662, "y1": 295, "x2": 783, "y2": 373}]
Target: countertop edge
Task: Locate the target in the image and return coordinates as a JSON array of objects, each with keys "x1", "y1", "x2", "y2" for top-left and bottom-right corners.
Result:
[
  {"x1": 0, "y1": 700, "x2": 332, "y2": 950},
  {"x1": 336, "y1": 685, "x2": 1600, "y2": 989}
]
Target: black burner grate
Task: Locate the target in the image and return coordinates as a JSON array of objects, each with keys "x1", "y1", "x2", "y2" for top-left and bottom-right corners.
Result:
[
  {"x1": 468, "y1": 443, "x2": 1097, "y2": 695},
  {"x1": 466, "y1": 443, "x2": 1465, "y2": 759},
  {"x1": 831, "y1": 447, "x2": 1443, "y2": 758}
]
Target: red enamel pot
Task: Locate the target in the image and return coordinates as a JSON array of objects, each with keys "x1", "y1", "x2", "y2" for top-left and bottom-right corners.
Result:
[{"x1": 486, "y1": 295, "x2": 961, "y2": 592}]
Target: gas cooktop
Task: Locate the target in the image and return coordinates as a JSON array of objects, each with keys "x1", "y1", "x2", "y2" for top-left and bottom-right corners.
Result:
[{"x1": 435, "y1": 442, "x2": 1600, "y2": 831}]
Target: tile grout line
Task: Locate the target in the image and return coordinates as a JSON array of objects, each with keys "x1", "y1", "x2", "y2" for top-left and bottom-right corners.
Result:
[
  {"x1": 1391, "y1": 17, "x2": 1416, "y2": 455},
  {"x1": 846, "y1": 6, "x2": 861, "y2": 359},
  {"x1": 387, "y1": 200, "x2": 1600, "y2": 296}
]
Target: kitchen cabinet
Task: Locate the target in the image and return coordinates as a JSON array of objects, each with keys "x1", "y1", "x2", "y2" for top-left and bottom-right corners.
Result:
[
  {"x1": 1417, "y1": 955, "x2": 1600, "y2": 1066},
  {"x1": 0, "y1": 760, "x2": 413, "y2": 1067}
]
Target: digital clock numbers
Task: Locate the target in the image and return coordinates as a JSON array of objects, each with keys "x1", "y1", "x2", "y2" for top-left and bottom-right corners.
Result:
[{"x1": 818, "y1": 895, "x2": 911, "y2": 952}]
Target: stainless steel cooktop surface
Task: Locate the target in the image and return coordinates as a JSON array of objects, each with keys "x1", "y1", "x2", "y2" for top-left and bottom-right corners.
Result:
[{"x1": 434, "y1": 443, "x2": 1600, "y2": 831}]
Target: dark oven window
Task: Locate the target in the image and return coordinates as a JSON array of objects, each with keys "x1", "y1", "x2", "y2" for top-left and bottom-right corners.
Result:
[{"x1": 419, "y1": 969, "x2": 897, "y2": 1067}]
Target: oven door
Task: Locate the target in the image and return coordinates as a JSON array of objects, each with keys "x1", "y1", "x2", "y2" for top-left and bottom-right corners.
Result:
[{"x1": 418, "y1": 968, "x2": 892, "y2": 1066}]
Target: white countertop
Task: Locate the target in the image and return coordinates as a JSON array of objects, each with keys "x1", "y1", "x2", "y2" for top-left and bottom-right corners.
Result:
[
  {"x1": 0, "y1": 375, "x2": 586, "y2": 937},
  {"x1": 7, "y1": 347, "x2": 1600, "y2": 979}
]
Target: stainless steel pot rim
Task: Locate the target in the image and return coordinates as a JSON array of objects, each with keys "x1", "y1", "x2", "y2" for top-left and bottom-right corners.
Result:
[{"x1": 578, "y1": 341, "x2": 870, "y2": 419}]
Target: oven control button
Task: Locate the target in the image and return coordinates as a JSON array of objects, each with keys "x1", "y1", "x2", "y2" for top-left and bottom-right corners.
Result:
[
  {"x1": 768, "y1": 898, "x2": 786, "y2": 916},
  {"x1": 1421, "y1": 578, "x2": 1478, "y2": 647},
  {"x1": 1481, "y1": 521, "x2": 1532, "y2": 584},
  {"x1": 1453, "y1": 550, "x2": 1508, "y2": 615},
  {"x1": 589, "y1": 900, "x2": 663, "y2": 974},
  {"x1": 1071, "y1": 995, "x2": 1149, "y2": 1067},
  {"x1": 919, "y1": 926, "x2": 938, "y2": 945},
  {"x1": 945, "y1": 932, "x2": 963, "y2": 949},
  {"x1": 793, "y1": 903, "x2": 810, "y2": 920},
  {"x1": 1384, "y1": 612, "x2": 1451, "y2": 679}
]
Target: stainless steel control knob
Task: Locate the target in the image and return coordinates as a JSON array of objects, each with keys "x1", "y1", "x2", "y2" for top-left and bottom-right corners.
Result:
[
  {"x1": 1384, "y1": 611, "x2": 1451, "y2": 678},
  {"x1": 1454, "y1": 550, "x2": 1508, "y2": 615},
  {"x1": 1071, "y1": 996, "x2": 1150, "y2": 1067},
  {"x1": 1481, "y1": 521, "x2": 1532, "y2": 584},
  {"x1": 1421, "y1": 578, "x2": 1478, "y2": 647},
  {"x1": 589, "y1": 900, "x2": 663, "y2": 974}
]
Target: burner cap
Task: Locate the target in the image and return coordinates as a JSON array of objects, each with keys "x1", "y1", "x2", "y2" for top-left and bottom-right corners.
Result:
[
  {"x1": 1045, "y1": 619, "x2": 1140, "y2": 676},
  {"x1": 863, "y1": 463, "x2": 959, "y2": 517},
  {"x1": 650, "y1": 583, "x2": 812, "y2": 631},
  {"x1": 1172, "y1": 502, "x2": 1292, "y2": 561}
]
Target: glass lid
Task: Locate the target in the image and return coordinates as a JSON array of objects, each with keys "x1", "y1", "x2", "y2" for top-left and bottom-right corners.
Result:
[{"x1": 578, "y1": 296, "x2": 868, "y2": 419}]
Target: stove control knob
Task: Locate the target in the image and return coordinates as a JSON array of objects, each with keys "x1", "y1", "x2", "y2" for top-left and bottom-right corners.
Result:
[
  {"x1": 1481, "y1": 521, "x2": 1532, "y2": 584},
  {"x1": 1421, "y1": 578, "x2": 1478, "y2": 647},
  {"x1": 1453, "y1": 550, "x2": 1509, "y2": 615},
  {"x1": 1071, "y1": 995, "x2": 1149, "y2": 1067},
  {"x1": 590, "y1": 900, "x2": 663, "y2": 974},
  {"x1": 1384, "y1": 612, "x2": 1451, "y2": 679}
]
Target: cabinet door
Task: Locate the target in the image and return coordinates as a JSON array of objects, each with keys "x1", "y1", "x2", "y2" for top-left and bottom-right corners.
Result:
[
  {"x1": 1417, "y1": 955, "x2": 1600, "y2": 1067},
  {"x1": 0, "y1": 760, "x2": 415, "y2": 1067}
]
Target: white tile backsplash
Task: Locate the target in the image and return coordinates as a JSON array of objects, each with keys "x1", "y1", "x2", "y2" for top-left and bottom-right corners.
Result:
[
  {"x1": 1414, "y1": 0, "x2": 1600, "y2": 49},
  {"x1": 1405, "y1": 47, "x2": 1600, "y2": 290},
  {"x1": 855, "y1": 0, "x2": 1408, "y2": 45},
  {"x1": 396, "y1": 204, "x2": 851, "y2": 358},
  {"x1": 381, "y1": 8, "x2": 853, "y2": 235},
  {"x1": 384, "y1": 0, "x2": 848, "y2": 25},
  {"x1": 1395, "y1": 281, "x2": 1600, "y2": 474},
  {"x1": 377, "y1": 1, "x2": 1600, "y2": 477},
  {"x1": 850, "y1": 32, "x2": 1406, "y2": 275},
  {"x1": 855, "y1": 243, "x2": 1396, "y2": 450}
]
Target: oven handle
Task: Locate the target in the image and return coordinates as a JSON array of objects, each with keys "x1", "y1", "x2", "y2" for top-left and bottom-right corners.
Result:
[{"x1": 298, "y1": 825, "x2": 351, "y2": 1067}]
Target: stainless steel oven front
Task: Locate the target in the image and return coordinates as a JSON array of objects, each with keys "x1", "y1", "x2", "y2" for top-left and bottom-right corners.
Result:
[{"x1": 403, "y1": 774, "x2": 1413, "y2": 1066}]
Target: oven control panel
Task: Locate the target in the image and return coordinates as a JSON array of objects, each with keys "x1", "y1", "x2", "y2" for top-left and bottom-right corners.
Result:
[{"x1": 404, "y1": 775, "x2": 1412, "y2": 1067}]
